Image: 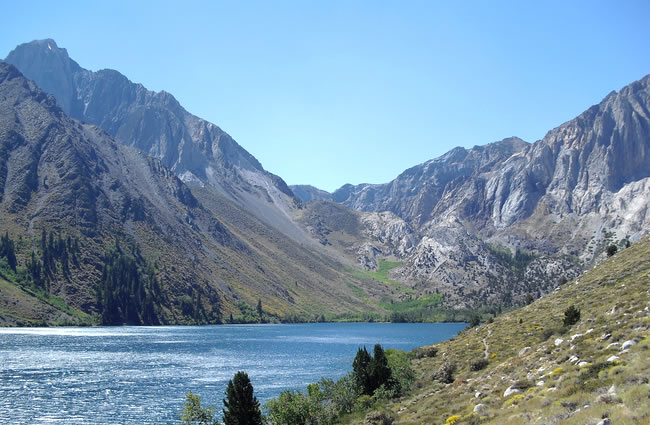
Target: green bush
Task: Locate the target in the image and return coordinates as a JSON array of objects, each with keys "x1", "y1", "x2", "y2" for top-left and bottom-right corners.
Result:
[
  {"x1": 180, "y1": 391, "x2": 218, "y2": 425},
  {"x1": 432, "y1": 362, "x2": 457, "y2": 384},
  {"x1": 411, "y1": 346, "x2": 438, "y2": 359},
  {"x1": 563, "y1": 305, "x2": 581, "y2": 327},
  {"x1": 470, "y1": 358, "x2": 489, "y2": 371},
  {"x1": 606, "y1": 244, "x2": 618, "y2": 257}
]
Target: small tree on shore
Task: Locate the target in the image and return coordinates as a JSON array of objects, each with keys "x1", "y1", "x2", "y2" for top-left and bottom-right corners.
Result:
[
  {"x1": 353, "y1": 346, "x2": 373, "y2": 395},
  {"x1": 180, "y1": 391, "x2": 218, "y2": 425},
  {"x1": 223, "y1": 371, "x2": 262, "y2": 425},
  {"x1": 369, "y1": 344, "x2": 392, "y2": 393}
]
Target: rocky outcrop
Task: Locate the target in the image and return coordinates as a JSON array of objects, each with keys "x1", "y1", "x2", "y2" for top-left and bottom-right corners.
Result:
[{"x1": 290, "y1": 184, "x2": 333, "y2": 202}]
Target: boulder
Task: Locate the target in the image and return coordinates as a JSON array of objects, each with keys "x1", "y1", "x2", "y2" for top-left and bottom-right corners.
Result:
[
  {"x1": 473, "y1": 404, "x2": 488, "y2": 414},
  {"x1": 503, "y1": 386, "x2": 522, "y2": 398},
  {"x1": 622, "y1": 339, "x2": 637, "y2": 350}
]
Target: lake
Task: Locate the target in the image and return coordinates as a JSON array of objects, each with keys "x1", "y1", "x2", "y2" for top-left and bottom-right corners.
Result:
[{"x1": 0, "y1": 322, "x2": 465, "y2": 424}]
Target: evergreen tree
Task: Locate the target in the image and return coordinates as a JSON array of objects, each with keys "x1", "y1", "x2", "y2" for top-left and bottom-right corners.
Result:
[
  {"x1": 256, "y1": 299, "x2": 263, "y2": 322},
  {"x1": 352, "y1": 346, "x2": 373, "y2": 395},
  {"x1": 369, "y1": 344, "x2": 392, "y2": 393},
  {"x1": 0, "y1": 232, "x2": 17, "y2": 271},
  {"x1": 222, "y1": 371, "x2": 262, "y2": 425},
  {"x1": 563, "y1": 305, "x2": 581, "y2": 327}
]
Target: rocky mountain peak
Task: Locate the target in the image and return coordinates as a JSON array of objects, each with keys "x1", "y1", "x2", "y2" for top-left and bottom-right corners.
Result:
[{"x1": 5, "y1": 39, "x2": 301, "y2": 237}]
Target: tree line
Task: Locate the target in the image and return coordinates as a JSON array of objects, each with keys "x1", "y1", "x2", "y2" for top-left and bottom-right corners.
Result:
[{"x1": 96, "y1": 242, "x2": 165, "y2": 325}]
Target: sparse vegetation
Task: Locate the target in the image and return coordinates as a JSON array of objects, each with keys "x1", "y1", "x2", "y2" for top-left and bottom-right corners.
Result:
[{"x1": 342, "y1": 234, "x2": 650, "y2": 425}]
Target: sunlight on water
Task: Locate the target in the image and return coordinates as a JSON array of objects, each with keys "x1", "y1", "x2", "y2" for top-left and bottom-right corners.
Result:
[{"x1": 0, "y1": 323, "x2": 465, "y2": 424}]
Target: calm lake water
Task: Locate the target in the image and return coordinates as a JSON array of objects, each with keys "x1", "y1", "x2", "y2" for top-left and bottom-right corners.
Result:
[{"x1": 0, "y1": 322, "x2": 465, "y2": 424}]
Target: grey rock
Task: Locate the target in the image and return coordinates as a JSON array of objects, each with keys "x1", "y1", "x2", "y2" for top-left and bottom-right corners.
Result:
[
  {"x1": 519, "y1": 346, "x2": 532, "y2": 357},
  {"x1": 473, "y1": 403, "x2": 488, "y2": 414},
  {"x1": 503, "y1": 386, "x2": 522, "y2": 398},
  {"x1": 621, "y1": 339, "x2": 637, "y2": 350}
]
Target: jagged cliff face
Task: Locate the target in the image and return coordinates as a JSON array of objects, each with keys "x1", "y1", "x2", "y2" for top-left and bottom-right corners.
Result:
[
  {"x1": 5, "y1": 39, "x2": 300, "y2": 239},
  {"x1": 329, "y1": 76, "x2": 650, "y2": 260},
  {"x1": 296, "y1": 76, "x2": 650, "y2": 306},
  {"x1": 331, "y1": 138, "x2": 530, "y2": 226}
]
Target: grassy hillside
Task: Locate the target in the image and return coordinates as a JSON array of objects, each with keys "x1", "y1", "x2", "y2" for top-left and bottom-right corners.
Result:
[
  {"x1": 0, "y1": 270, "x2": 93, "y2": 326},
  {"x1": 353, "y1": 235, "x2": 650, "y2": 424}
]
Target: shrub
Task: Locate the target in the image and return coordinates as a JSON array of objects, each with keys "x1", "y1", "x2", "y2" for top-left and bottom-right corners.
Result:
[
  {"x1": 180, "y1": 391, "x2": 218, "y2": 425},
  {"x1": 364, "y1": 410, "x2": 395, "y2": 425},
  {"x1": 265, "y1": 390, "x2": 312, "y2": 425},
  {"x1": 384, "y1": 349, "x2": 415, "y2": 397},
  {"x1": 470, "y1": 358, "x2": 489, "y2": 371},
  {"x1": 355, "y1": 394, "x2": 375, "y2": 411},
  {"x1": 445, "y1": 415, "x2": 462, "y2": 425},
  {"x1": 606, "y1": 244, "x2": 618, "y2": 257},
  {"x1": 412, "y1": 346, "x2": 438, "y2": 359},
  {"x1": 563, "y1": 305, "x2": 581, "y2": 327},
  {"x1": 469, "y1": 315, "x2": 481, "y2": 327},
  {"x1": 432, "y1": 362, "x2": 457, "y2": 384}
]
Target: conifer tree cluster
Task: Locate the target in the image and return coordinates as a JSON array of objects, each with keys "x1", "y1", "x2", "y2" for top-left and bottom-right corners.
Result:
[
  {"x1": 96, "y1": 242, "x2": 164, "y2": 325},
  {"x1": 352, "y1": 344, "x2": 393, "y2": 395},
  {"x1": 0, "y1": 231, "x2": 17, "y2": 271},
  {"x1": 26, "y1": 229, "x2": 81, "y2": 291}
]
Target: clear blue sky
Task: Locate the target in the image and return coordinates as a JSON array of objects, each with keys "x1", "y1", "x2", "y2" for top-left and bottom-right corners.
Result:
[{"x1": 3, "y1": 1, "x2": 650, "y2": 192}]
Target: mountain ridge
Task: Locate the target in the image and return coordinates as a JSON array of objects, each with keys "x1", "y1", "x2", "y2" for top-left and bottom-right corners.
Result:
[
  {"x1": 5, "y1": 39, "x2": 302, "y2": 240},
  {"x1": 0, "y1": 61, "x2": 397, "y2": 325}
]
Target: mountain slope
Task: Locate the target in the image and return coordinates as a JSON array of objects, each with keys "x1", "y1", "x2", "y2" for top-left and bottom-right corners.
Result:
[
  {"x1": 4, "y1": 39, "x2": 304, "y2": 242},
  {"x1": 0, "y1": 62, "x2": 393, "y2": 325},
  {"x1": 356, "y1": 235, "x2": 650, "y2": 424}
]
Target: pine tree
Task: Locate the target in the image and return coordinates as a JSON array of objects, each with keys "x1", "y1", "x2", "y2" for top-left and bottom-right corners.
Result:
[
  {"x1": 256, "y1": 299, "x2": 263, "y2": 322},
  {"x1": 352, "y1": 346, "x2": 373, "y2": 395},
  {"x1": 369, "y1": 344, "x2": 392, "y2": 393},
  {"x1": 0, "y1": 232, "x2": 17, "y2": 271},
  {"x1": 222, "y1": 371, "x2": 262, "y2": 425}
]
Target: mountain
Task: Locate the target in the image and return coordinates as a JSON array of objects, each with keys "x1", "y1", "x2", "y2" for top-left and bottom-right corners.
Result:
[
  {"x1": 290, "y1": 184, "x2": 333, "y2": 202},
  {"x1": 296, "y1": 76, "x2": 650, "y2": 307},
  {"x1": 332, "y1": 77, "x2": 650, "y2": 257},
  {"x1": 4, "y1": 39, "x2": 304, "y2": 242},
  {"x1": 353, "y1": 234, "x2": 650, "y2": 424},
  {"x1": 4, "y1": 38, "x2": 649, "y2": 316},
  {"x1": 0, "y1": 62, "x2": 394, "y2": 326},
  {"x1": 332, "y1": 137, "x2": 530, "y2": 226}
]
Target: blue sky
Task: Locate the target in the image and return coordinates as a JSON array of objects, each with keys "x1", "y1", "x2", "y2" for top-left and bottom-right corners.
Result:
[{"x1": 2, "y1": 1, "x2": 650, "y2": 192}]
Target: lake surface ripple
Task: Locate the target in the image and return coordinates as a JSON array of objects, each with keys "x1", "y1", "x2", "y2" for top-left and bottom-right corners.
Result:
[{"x1": 0, "y1": 322, "x2": 465, "y2": 424}]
